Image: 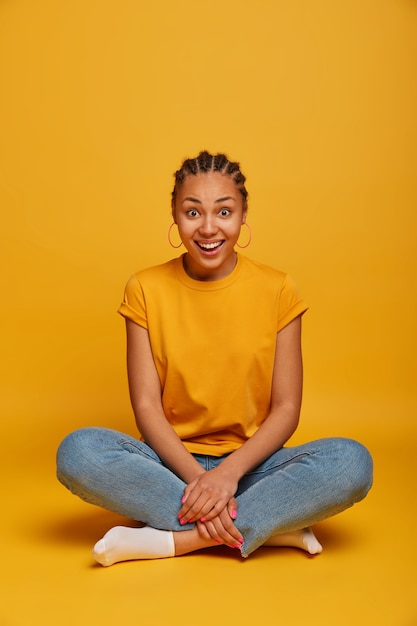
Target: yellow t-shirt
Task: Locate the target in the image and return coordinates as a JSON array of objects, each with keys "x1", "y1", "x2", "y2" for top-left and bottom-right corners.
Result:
[{"x1": 118, "y1": 254, "x2": 307, "y2": 456}]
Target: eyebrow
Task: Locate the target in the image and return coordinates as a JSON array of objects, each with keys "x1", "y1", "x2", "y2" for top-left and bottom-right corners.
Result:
[{"x1": 182, "y1": 195, "x2": 236, "y2": 204}]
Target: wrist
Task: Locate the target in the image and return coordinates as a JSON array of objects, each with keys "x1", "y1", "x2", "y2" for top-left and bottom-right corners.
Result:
[
  {"x1": 217, "y1": 454, "x2": 245, "y2": 483},
  {"x1": 183, "y1": 465, "x2": 206, "y2": 484}
]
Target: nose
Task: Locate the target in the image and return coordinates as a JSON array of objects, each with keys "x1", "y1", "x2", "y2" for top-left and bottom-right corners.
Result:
[{"x1": 199, "y1": 215, "x2": 217, "y2": 236}]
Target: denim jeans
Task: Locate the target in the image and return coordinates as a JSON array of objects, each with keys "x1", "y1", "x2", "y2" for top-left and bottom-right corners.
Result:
[{"x1": 56, "y1": 427, "x2": 373, "y2": 557}]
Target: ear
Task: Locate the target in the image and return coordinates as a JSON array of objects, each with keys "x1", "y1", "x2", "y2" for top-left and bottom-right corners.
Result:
[{"x1": 241, "y1": 209, "x2": 248, "y2": 224}]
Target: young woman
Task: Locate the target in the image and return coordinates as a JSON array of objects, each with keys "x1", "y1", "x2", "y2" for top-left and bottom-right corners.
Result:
[{"x1": 57, "y1": 151, "x2": 373, "y2": 566}]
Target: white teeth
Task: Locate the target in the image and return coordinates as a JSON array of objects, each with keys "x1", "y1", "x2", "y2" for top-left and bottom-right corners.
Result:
[{"x1": 198, "y1": 241, "x2": 222, "y2": 250}]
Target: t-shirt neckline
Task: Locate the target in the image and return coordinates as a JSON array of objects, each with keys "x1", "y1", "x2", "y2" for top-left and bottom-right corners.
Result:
[{"x1": 174, "y1": 253, "x2": 243, "y2": 291}]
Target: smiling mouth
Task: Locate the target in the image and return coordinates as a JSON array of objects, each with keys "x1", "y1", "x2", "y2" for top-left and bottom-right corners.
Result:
[{"x1": 195, "y1": 241, "x2": 224, "y2": 251}]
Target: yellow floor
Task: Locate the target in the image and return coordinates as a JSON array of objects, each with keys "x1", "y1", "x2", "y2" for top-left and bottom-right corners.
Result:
[{"x1": 2, "y1": 403, "x2": 416, "y2": 626}]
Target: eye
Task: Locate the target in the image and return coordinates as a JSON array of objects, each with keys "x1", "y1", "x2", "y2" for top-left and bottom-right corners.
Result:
[
  {"x1": 219, "y1": 208, "x2": 231, "y2": 217},
  {"x1": 187, "y1": 209, "x2": 199, "y2": 218}
]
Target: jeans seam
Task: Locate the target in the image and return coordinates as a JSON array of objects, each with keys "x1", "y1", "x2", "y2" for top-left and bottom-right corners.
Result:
[
  {"x1": 246, "y1": 451, "x2": 312, "y2": 476},
  {"x1": 117, "y1": 438, "x2": 160, "y2": 462}
]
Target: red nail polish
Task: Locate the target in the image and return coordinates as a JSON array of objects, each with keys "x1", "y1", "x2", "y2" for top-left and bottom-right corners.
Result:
[{"x1": 201, "y1": 517, "x2": 207, "y2": 523}]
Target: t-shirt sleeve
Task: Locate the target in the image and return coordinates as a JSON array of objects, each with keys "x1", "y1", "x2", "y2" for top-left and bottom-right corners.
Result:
[
  {"x1": 277, "y1": 274, "x2": 308, "y2": 332},
  {"x1": 117, "y1": 274, "x2": 148, "y2": 329}
]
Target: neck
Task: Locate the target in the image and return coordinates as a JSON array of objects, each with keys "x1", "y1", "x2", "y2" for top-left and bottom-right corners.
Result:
[{"x1": 182, "y1": 251, "x2": 238, "y2": 281}]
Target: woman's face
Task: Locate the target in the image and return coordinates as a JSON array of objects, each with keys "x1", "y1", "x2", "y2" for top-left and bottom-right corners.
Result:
[{"x1": 173, "y1": 171, "x2": 247, "y2": 281}]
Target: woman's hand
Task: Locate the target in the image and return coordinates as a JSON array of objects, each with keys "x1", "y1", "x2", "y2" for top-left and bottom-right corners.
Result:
[
  {"x1": 196, "y1": 502, "x2": 243, "y2": 548},
  {"x1": 178, "y1": 467, "x2": 243, "y2": 546},
  {"x1": 178, "y1": 466, "x2": 238, "y2": 524}
]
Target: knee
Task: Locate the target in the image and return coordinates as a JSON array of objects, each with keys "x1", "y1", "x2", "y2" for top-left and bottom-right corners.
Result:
[
  {"x1": 56, "y1": 427, "x2": 102, "y2": 488},
  {"x1": 333, "y1": 438, "x2": 373, "y2": 501}
]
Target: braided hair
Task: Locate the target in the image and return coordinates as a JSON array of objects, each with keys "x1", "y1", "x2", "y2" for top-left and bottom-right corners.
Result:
[{"x1": 171, "y1": 151, "x2": 248, "y2": 212}]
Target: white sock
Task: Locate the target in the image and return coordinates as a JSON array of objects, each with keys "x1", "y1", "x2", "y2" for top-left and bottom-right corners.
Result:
[
  {"x1": 263, "y1": 527, "x2": 323, "y2": 555},
  {"x1": 92, "y1": 526, "x2": 175, "y2": 567}
]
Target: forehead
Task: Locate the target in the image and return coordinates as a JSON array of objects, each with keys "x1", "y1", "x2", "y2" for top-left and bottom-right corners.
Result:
[{"x1": 178, "y1": 171, "x2": 240, "y2": 201}]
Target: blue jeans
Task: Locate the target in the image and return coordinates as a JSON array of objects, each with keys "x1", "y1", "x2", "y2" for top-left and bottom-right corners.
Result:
[{"x1": 56, "y1": 427, "x2": 373, "y2": 557}]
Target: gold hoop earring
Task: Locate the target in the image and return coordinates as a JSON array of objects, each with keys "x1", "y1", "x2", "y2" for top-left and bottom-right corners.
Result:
[
  {"x1": 168, "y1": 223, "x2": 183, "y2": 248},
  {"x1": 236, "y1": 222, "x2": 252, "y2": 249}
]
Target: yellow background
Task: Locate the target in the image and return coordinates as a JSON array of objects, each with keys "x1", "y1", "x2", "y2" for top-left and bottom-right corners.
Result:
[{"x1": 1, "y1": 1, "x2": 416, "y2": 624}]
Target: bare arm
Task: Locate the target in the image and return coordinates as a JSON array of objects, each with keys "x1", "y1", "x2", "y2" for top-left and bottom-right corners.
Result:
[
  {"x1": 125, "y1": 318, "x2": 205, "y2": 484},
  {"x1": 220, "y1": 313, "x2": 303, "y2": 478},
  {"x1": 126, "y1": 317, "x2": 243, "y2": 545}
]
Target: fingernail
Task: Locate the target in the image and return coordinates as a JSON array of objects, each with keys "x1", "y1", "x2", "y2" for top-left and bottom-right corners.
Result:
[
  {"x1": 201, "y1": 517, "x2": 207, "y2": 523},
  {"x1": 238, "y1": 537, "x2": 244, "y2": 544},
  {"x1": 178, "y1": 514, "x2": 182, "y2": 519},
  {"x1": 180, "y1": 519, "x2": 186, "y2": 525},
  {"x1": 231, "y1": 509, "x2": 237, "y2": 519},
  {"x1": 181, "y1": 496, "x2": 186, "y2": 504}
]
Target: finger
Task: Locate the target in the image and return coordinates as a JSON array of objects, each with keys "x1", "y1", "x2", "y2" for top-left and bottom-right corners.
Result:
[
  {"x1": 217, "y1": 510, "x2": 243, "y2": 544},
  {"x1": 180, "y1": 490, "x2": 230, "y2": 524},
  {"x1": 203, "y1": 519, "x2": 240, "y2": 548},
  {"x1": 204, "y1": 512, "x2": 243, "y2": 548},
  {"x1": 197, "y1": 497, "x2": 230, "y2": 523},
  {"x1": 178, "y1": 481, "x2": 205, "y2": 519},
  {"x1": 178, "y1": 493, "x2": 194, "y2": 519},
  {"x1": 196, "y1": 521, "x2": 213, "y2": 542},
  {"x1": 179, "y1": 492, "x2": 215, "y2": 524},
  {"x1": 228, "y1": 497, "x2": 238, "y2": 520}
]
